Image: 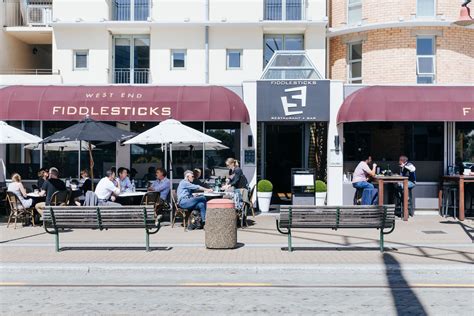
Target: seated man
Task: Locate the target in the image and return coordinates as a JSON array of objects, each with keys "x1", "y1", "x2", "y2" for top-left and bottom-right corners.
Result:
[
  {"x1": 117, "y1": 167, "x2": 132, "y2": 193},
  {"x1": 398, "y1": 155, "x2": 416, "y2": 189},
  {"x1": 35, "y1": 167, "x2": 67, "y2": 216},
  {"x1": 192, "y1": 168, "x2": 209, "y2": 188},
  {"x1": 148, "y1": 167, "x2": 170, "y2": 201},
  {"x1": 177, "y1": 170, "x2": 212, "y2": 229},
  {"x1": 95, "y1": 170, "x2": 121, "y2": 206}
]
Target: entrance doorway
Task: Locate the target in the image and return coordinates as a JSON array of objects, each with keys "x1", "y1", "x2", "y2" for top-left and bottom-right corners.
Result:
[{"x1": 264, "y1": 123, "x2": 304, "y2": 195}]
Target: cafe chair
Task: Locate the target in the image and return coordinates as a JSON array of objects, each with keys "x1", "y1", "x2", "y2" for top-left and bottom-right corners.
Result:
[
  {"x1": 50, "y1": 190, "x2": 70, "y2": 206},
  {"x1": 353, "y1": 188, "x2": 364, "y2": 205},
  {"x1": 6, "y1": 191, "x2": 35, "y2": 228},
  {"x1": 170, "y1": 190, "x2": 191, "y2": 231},
  {"x1": 140, "y1": 191, "x2": 162, "y2": 216}
]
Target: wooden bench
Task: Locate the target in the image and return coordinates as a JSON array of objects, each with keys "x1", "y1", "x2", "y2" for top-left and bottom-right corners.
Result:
[
  {"x1": 276, "y1": 205, "x2": 396, "y2": 252},
  {"x1": 43, "y1": 206, "x2": 161, "y2": 252}
]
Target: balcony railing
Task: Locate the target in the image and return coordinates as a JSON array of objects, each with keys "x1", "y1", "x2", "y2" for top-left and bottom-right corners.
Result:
[
  {"x1": 112, "y1": 0, "x2": 150, "y2": 21},
  {"x1": 4, "y1": 0, "x2": 53, "y2": 27},
  {"x1": 114, "y1": 68, "x2": 149, "y2": 84},
  {"x1": 264, "y1": 0, "x2": 305, "y2": 21},
  {"x1": 0, "y1": 69, "x2": 59, "y2": 75}
]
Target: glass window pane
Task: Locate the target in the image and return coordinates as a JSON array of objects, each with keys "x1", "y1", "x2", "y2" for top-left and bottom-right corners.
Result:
[
  {"x1": 350, "y1": 43, "x2": 362, "y2": 60},
  {"x1": 75, "y1": 52, "x2": 87, "y2": 68},
  {"x1": 417, "y1": 56, "x2": 434, "y2": 74},
  {"x1": 228, "y1": 50, "x2": 241, "y2": 68},
  {"x1": 284, "y1": 35, "x2": 304, "y2": 50},
  {"x1": 417, "y1": 75, "x2": 434, "y2": 84},
  {"x1": 265, "y1": 0, "x2": 282, "y2": 20},
  {"x1": 114, "y1": 39, "x2": 130, "y2": 69},
  {"x1": 134, "y1": 0, "x2": 149, "y2": 21},
  {"x1": 416, "y1": 38, "x2": 434, "y2": 55},
  {"x1": 417, "y1": 0, "x2": 435, "y2": 16},
  {"x1": 286, "y1": 0, "x2": 302, "y2": 20},
  {"x1": 113, "y1": 0, "x2": 131, "y2": 21},
  {"x1": 173, "y1": 51, "x2": 186, "y2": 68},
  {"x1": 134, "y1": 37, "x2": 150, "y2": 69},
  {"x1": 264, "y1": 35, "x2": 283, "y2": 65},
  {"x1": 348, "y1": 4, "x2": 362, "y2": 25},
  {"x1": 455, "y1": 122, "x2": 474, "y2": 172},
  {"x1": 351, "y1": 61, "x2": 362, "y2": 79}
]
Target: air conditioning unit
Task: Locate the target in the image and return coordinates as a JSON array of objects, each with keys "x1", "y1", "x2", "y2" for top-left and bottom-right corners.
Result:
[{"x1": 27, "y1": 6, "x2": 52, "y2": 26}]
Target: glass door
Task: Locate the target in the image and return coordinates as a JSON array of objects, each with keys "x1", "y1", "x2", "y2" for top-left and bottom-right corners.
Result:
[{"x1": 113, "y1": 35, "x2": 149, "y2": 84}]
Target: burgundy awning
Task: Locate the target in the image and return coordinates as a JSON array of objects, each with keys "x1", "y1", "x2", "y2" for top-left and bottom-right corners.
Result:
[
  {"x1": 0, "y1": 85, "x2": 250, "y2": 123},
  {"x1": 337, "y1": 86, "x2": 474, "y2": 124}
]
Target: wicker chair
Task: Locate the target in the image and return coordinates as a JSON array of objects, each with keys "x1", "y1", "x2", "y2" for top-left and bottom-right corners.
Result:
[
  {"x1": 50, "y1": 190, "x2": 70, "y2": 206},
  {"x1": 6, "y1": 191, "x2": 35, "y2": 229},
  {"x1": 170, "y1": 190, "x2": 191, "y2": 231}
]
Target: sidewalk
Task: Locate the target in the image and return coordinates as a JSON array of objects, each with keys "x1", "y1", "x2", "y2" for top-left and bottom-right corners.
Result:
[{"x1": 0, "y1": 215, "x2": 472, "y2": 267}]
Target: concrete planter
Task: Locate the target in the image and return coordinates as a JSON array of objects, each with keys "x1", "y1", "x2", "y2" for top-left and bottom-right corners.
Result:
[
  {"x1": 257, "y1": 192, "x2": 272, "y2": 213},
  {"x1": 315, "y1": 192, "x2": 327, "y2": 206}
]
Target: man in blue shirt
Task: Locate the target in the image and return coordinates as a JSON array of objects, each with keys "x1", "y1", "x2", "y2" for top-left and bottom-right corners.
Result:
[
  {"x1": 177, "y1": 170, "x2": 212, "y2": 226},
  {"x1": 148, "y1": 168, "x2": 170, "y2": 201},
  {"x1": 117, "y1": 167, "x2": 132, "y2": 192}
]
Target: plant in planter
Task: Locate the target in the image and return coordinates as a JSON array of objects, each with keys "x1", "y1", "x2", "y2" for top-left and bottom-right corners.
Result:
[
  {"x1": 315, "y1": 180, "x2": 327, "y2": 206},
  {"x1": 257, "y1": 179, "x2": 273, "y2": 213}
]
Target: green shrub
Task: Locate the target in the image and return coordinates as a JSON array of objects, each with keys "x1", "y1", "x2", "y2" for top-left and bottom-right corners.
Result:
[
  {"x1": 315, "y1": 180, "x2": 327, "y2": 193},
  {"x1": 257, "y1": 179, "x2": 273, "y2": 193}
]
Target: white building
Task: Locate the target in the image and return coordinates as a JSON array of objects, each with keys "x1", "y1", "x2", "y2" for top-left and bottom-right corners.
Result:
[{"x1": 1, "y1": 0, "x2": 347, "y2": 204}]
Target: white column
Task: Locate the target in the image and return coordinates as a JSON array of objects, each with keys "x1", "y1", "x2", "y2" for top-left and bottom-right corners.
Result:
[
  {"x1": 326, "y1": 81, "x2": 344, "y2": 206},
  {"x1": 116, "y1": 121, "x2": 131, "y2": 169},
  {"x1": 242, "y1": 81, "x2": 258, "y2": 189}
]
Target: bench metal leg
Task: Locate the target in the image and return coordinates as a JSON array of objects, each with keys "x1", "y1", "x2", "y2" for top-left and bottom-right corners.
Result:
[
  {"x1": 55, "y1": 232, "x2": 60, "y2": 252},
  {"x1": 379, "y1": 229, "x2": 384, "y2": 253},
  {"x1": 145, "y1": 230, "x2": 150, "y2": 252},
  {"x1": 288, "y1": 228, "x2": 293, "y2": 252}
]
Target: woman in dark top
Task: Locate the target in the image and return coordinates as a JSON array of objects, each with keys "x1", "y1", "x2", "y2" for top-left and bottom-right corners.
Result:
[
  {"x1": 36, "y1": 168, "x2": 49, "y2": 189},
  {"x1": 224, "y1": 158, "x2": 248, "y2": 189},
  {"x1": 79, "y1": 169, "x2": 92, "y2": 195}
]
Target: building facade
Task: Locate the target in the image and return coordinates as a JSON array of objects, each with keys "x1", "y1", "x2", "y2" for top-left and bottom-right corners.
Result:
[{"x1": 328, "y1": 0, "x2": 474, "y2": 209}]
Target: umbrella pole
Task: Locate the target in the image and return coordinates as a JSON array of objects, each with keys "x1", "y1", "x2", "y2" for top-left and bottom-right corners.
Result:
[
  {"x1": 78, "y1": 141, "x2": 82, "y2": 179},
  {"x1": 169, "y1": 143, "x2": 173, "y2": 195},
  {"x1": 89, "y1": 142, "x2": 95, "y2": 191},
  {"x1": 164, "y1": 143, "x2": 168, "y2": 170},
  {"x1": 202, "y1": 143, "x2": 205, "y2": 180}
]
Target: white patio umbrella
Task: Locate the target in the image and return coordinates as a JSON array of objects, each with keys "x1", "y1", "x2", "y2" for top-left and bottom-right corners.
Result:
[
  {"x1": 0, "y1": 121, "x2": 42, "y2": 144},
  {"x1": 25, "y1": 141, "x2": 95, "y2": 152},
  {"x1": 0, "y1": 121, "x2": 42, "y2": 183},
  {"x1": 124, "y1": 119, "x2": 222, "y2": 191}
]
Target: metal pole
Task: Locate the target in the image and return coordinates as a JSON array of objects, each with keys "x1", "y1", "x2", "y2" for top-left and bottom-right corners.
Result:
[
  {"x1": 78, "y1": 140, "x2": 82, "y2": 179},
  {"x1": 169, "y1": 143, "x2": 173, "y2": 194},
  {"x1": 202, "y1": 122, "x2": 205, "y2": 179},
  {"x1": 39, "y1": 121, "x2": 43, "y2": 168}
]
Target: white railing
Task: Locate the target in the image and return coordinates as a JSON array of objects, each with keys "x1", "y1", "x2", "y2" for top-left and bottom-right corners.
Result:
[
  {"x1": 112, "y1": 0, "x2": 150, "y2": 21},
  {"x1": 4, "y1": 0, "x2": 52, "y2": 27},
  {"x1": 114, "y1": 68, "x2": 149, "y2": 84},
  {"x1": 0, "y1": 69, "x2": 59, "y2": 75},
  {"x1": 264, "y1": 0, "x2": 305, "y2": 21}
]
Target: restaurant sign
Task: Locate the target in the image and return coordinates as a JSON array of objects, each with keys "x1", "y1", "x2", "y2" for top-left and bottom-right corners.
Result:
[{"x1": 257, "y1": 80, "x2": 330, "y2": 121}]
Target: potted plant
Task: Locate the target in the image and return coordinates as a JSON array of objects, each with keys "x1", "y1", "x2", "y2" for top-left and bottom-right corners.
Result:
[
  {"x1": 257, "y1": 179, "x2": 273, "y2": 213},
  {"x1": 315, "y1": 180, "x2": 327, "y2": 206}
]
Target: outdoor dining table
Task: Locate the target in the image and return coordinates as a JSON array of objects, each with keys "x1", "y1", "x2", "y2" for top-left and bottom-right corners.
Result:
[
  {"x1": 374, "y1": 175, "x2": 409, "y2": 221},
  {"x1": 116, "y1": 191, "x2": 146, "y2": 205},
  {"x1": 441, "y1": 175, "x2": 474, "y2": 221}
]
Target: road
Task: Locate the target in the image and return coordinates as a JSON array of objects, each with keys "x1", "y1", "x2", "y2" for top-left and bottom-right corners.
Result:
[{"x1": 1, "y1": 262, "x2": 473, "y2": 315}]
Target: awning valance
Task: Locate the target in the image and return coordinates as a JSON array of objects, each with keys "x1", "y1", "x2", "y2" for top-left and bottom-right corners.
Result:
[
  {"x1": 337, "y1": 86, "x2": 474, "y2": 124},
  {"x1": 0, "y1": 85, "x2": 250, "y2": 123}
]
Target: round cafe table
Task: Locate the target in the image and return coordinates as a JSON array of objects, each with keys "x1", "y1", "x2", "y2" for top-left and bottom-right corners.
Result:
[{"x1": 116, "y1": 191, "x2": 146, "y2": 205}]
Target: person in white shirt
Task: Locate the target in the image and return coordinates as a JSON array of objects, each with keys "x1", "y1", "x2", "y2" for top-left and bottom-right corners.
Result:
[{"x1": 95, "y1": 170, "x2": 121, "y2": 206}]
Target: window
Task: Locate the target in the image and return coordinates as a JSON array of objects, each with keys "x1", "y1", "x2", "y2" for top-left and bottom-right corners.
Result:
[
  {"x1": 112, "y1": 0, "x2": 150, "y2": 21},
  {"x1": 264, "y1": 34, "x2": 304, "y2": 66},
  {"x1": 171, "y1": 49, "x2": 186, "y2": 69},
  {"x1": 74, "y1": 50, "x2": 88, "y2": 70},
  {"x1": 347, "y1": 0, "x2": 362, "y2": 26},
  {"x1": 264, "y1": 0, "x2": 303, "y2": 21},
  {"x1": 416, "y1": 36, "x2": 435, "y2": 84},
  {"x1": 113, "y1": 35, "x2": 150, "y2": 84},
  {"x1": 455, "y1": 122, "x2": 474, "y2": 173},
  {"x1": 348, "y1": 42, "x2": 362, "y2": 83},
  {"x1": 417, "y1": 0, "x2": 435, "y2": 17},
  {"x1": 227, "y1": 49, "x2": 242, "y2": 69}
]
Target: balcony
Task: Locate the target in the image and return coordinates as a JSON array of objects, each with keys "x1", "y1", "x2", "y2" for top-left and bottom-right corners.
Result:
[
  {"x1": 114, "y1": 68, "x2": 150, "y2": 84},
  {"x1": 111, "y1": 0, "x2": 150, "y2": 21},
  {"x1": 4, "y1": 0, "x2": 53, "y2": 27},
  {"x1": 264, "y1": 0, "x2": 305, "y2": 21},
  {"x1": 0, "y1": 69, "x2": 61, "y2": 85}
]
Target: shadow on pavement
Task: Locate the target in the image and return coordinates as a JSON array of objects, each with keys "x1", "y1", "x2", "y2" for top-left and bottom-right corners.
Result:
[
  {"x1": 281, "y1": 246, "x2": 396, "y2": 252},
  {"x1": 0, "y1": 232, "x2": 47, "y2": 243},
  {"x1": 383, "y1": 253, "x2": 427, "y2": 316},
  {"x1": 59, "y1": 246, "x2": 173, "y2": 252}
]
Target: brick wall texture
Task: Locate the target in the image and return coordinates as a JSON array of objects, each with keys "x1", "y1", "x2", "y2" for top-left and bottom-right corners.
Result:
[
  {"x1": 329, "y1": 27, "x2": 474, "y2": 84},
  {"x1": 330, "y1": 0, "x2": 462, "y2": 27}
]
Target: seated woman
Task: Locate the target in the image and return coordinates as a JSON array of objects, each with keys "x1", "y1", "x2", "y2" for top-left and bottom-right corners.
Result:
[
  {"x1": 75, "y1": 169, "x2": 92, "y2": 205},
  {"x1": 8, "y1": 173, "x2": 33, "y2": 209}
]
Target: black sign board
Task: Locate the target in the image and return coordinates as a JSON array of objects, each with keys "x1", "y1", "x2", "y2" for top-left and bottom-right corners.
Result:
[{"x1": 257, "y1": 80, "x2": 330, "y2": 121}]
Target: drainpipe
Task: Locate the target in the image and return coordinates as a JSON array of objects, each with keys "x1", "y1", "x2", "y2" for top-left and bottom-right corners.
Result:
[{"x1": 205, "y1": 0, "x2": 209, "y2": 84}]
